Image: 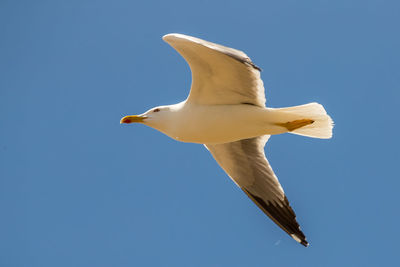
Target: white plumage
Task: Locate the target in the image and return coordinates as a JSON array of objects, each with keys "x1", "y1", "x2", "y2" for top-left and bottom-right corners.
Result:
[{"x1": 121, "y1": 33, "x2": 334, "y2": 247}]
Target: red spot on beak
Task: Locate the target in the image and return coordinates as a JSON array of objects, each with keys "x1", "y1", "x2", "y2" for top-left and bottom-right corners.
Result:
[{"x1": 121, "y1": 117, "x2": 132, "y2": 124}]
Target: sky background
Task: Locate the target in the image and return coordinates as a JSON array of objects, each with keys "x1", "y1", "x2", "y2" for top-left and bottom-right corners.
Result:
[{"x1": 1, "y1": 0, "x2": 399, "y2": 266}]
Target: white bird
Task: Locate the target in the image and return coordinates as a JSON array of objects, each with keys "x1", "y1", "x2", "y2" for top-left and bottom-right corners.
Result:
[{"x1": 121, "y1": 33, "x2": 333, "y2": 247}]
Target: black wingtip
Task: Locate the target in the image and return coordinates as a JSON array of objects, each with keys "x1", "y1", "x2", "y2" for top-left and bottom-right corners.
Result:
[
  {"x1": 301, "y1": 240, "x2": 309, "y2": 247},
  {"x1": 242, "y1": 189, "x2": 310, "y2": 247},
  {"x1": 291, "y1": 233, "x2": 309, "y2": 247}
]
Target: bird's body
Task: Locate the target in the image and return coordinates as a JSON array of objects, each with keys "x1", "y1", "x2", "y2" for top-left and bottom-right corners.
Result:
[
  {"x1": 121, "y1": 33, "x2": 333, "y2": 247},
  {"x1": 147, "y1": 102, "x2": 289, "y2": 144}
]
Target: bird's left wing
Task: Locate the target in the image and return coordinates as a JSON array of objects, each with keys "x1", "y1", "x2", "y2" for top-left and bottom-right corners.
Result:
[
  {"x1": 163, "y1": 33, "x2": 266, "y2": 107},
  {"x1": 205, "y1": 136, "x2": 309, "y2": 246}
]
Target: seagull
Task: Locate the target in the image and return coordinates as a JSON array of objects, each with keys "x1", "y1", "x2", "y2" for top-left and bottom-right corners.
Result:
[{"x1": 121, "y1": 33, "x2": 333, "y2": 247}]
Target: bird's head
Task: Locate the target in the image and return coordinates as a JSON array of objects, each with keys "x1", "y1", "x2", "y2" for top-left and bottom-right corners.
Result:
[{"x1": 120, "y1": 105, "x2": 173, "y2": 131}]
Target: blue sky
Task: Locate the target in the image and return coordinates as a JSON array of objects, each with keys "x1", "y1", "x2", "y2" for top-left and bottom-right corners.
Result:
[{"x1": 1, "y1": 0, "x2": 399, "y2": 266}]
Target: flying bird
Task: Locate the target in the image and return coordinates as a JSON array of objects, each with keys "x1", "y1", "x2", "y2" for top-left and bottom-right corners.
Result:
[{"x1": 121, "y1": 33, "x2": 333, "y2": 247}]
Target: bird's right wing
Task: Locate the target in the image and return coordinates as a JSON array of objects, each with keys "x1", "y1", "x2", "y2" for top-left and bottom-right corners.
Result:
[{"x1": 205, "y1": 136, "x2": 308, "y2": 246}]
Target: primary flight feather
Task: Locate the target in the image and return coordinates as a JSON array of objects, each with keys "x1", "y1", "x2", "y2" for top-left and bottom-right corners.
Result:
[{"x1": 121, "y1": 33, "x2": 333, "y2": 247}]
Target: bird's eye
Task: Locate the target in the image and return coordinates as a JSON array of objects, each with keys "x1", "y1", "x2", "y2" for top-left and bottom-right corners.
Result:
[{"x1": 153, "y1": 108, "x2": 160, "y2": 113}]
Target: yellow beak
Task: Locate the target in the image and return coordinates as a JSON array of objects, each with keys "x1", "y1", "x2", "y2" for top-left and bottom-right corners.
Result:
[{"x1": 120, "y1": 115, "x2": 147, "y2": 124}]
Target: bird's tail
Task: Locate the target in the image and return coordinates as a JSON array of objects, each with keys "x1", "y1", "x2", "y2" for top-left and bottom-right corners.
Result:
[{"x1": 274, "y1": 103, "x2": 333, "y2": 139}]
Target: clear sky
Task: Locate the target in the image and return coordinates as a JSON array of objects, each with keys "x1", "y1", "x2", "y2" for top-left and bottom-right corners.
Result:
[{"x1": 1, "y1": 0, "x2": 399, "y2": 266}]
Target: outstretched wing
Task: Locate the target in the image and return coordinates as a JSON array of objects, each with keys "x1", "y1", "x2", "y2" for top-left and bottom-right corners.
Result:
[
  {"x1": 163, "y1": 33, "x2": 266, "y2": 107},
  {"x1": 205, "y1": 136, "x2": 308, "y2": 246}
]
